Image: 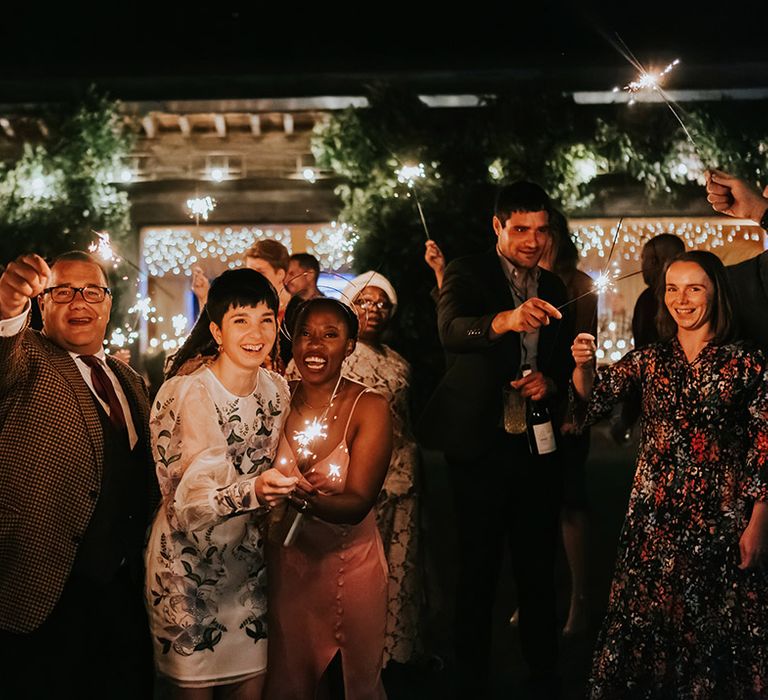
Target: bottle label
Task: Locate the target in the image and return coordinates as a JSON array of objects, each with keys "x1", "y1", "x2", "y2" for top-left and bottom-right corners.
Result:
[{"x1": 532, "y1": 422, "x2": 557, "y2": 455}]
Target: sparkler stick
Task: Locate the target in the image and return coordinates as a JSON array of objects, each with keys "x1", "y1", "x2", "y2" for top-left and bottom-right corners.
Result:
[
  {"x1": 556, "y1": 218, "x2": 626, "y2": 311},
  {"x1": 395, "y1": 163, "x2": 432, "y2": 240}
]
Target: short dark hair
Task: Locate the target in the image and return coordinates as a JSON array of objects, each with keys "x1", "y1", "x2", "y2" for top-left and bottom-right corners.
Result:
[
  {"x1": 494, "y1": 181, "x2": 553, "y2": 224},
  {"x1": 289, "y1": 253, "x2": 320, "y2": 275},
  {"x1": 51, "y1": 250, "x2": 109, "y2": 285},
  {"x1": 166, "y1": 268, "x2": 279, "y2": 379},
  {"x1": 655, "y1": 250, "x2": 734, "y2": 345},
  {"x1": 245, "y1": 239, "x2": 290, "y2": 272},
  {"x1": 292, "y1": 297, "x2": 359, "y2": 341},
  {"x1": 206, "y1": 268, "x2": 279, "y2": 326}
]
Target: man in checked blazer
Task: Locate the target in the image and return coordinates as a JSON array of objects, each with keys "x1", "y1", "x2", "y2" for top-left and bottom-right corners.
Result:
[
  {"x1": 419, "y1": 182, "x2": 574, "y2": 700},
  {"x1": 0, "y1": 250, "x2": 156, "y2": 698}
]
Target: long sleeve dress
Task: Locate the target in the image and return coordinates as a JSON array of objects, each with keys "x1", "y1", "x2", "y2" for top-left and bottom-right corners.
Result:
[
  {"x1": 144, "y1": 366, "x2": 289, "y2": 687},
  {"x1": 287, "y1": 342, "x2": 421, "y2": 665},
  {"x1": 580, "y1": 339, "x2": 768, "y2": 699}
]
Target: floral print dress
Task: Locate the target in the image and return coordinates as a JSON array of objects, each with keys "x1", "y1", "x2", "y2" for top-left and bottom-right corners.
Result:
[
  {"x1": 580, "y1": 339, "x2": 768, "y2": 699},
  {"x1": 144, "y1": 366, "x2": 289, "y2": 687}
]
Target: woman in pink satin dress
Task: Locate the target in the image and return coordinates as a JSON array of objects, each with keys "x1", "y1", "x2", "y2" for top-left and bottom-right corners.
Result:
[{"x1": 264, "y1": 297, "x2": 393, "y2": 700}]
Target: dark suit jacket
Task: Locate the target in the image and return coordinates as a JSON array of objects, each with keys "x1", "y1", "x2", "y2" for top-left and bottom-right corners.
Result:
[
  {"x1": 0, "y1": 324, "x2": 156, "y2": 633},
  {"x1": 418, "y1": 248, "x2": 574, "y2": 459},
  {"x1": 727, "y1": 251, "x2": 768, "y2": 354}
]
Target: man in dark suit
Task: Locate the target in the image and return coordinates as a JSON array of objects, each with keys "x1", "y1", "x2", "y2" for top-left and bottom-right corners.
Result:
[
  {"x1": 420, "y1": 182, "x2": 573, "y2": 699},
  {"x1": 706, "y1": 169, "x2": 768, "y2": 352},
  {"x1": 0, "y1": 251, "x2": 156, "y2": 698}
]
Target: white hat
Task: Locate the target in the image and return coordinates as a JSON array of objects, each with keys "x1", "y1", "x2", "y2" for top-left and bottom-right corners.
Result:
[{"x1": 341, "y1": 271, "x2": 398, "y2": 315}]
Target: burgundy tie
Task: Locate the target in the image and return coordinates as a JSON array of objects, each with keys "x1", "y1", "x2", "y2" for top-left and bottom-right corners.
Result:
[{"x1": 78, "y1": 355, "x2": 128, "y2": 433}]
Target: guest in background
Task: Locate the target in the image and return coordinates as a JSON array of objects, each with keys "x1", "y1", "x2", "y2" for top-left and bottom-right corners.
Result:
[
  {"x1": 145, "y1": 268, "x2": 296, "y2": 697},
  {"x1": 341, "y1": 271, "x2": 423, "y2": 667},
  {"x1": 280, "y1": 252, "x2": 323, "y2": 366}
]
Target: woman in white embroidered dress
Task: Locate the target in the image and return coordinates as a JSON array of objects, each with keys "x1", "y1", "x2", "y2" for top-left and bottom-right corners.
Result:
[{"x1": 144, "y1": 269, "x2": 297, "y2": 698}]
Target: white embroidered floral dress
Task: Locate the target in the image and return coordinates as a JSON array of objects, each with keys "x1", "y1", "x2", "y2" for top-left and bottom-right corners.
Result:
[{"x1": 144, "y1": 366, "x2": 289, "y2": 687}]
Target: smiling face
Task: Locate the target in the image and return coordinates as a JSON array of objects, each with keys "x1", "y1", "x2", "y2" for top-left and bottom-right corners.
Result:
[
  {"x1": 493, "y1": 210, "x2": 550, "y2": 269},
  {"x1": 39, "y1": 260, "x2": 111, "y2": 355},
  {"x1": 209, "y1": 302, "x2": 277, "y2": 371},
  {"x1": 664, "y1": 261, "x2": 714, "y2": 335},
  {"x1": 293, "y1": 305, "x2": 355, "y2": 384}
]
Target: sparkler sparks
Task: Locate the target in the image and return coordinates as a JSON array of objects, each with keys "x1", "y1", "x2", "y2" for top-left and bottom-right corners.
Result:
[
  {"x1": 186, "y1": 196, "x2": 217, "y2": 221},
  {"x1": 616, "y1": 58, "x2": 680, "y2": 105},
  {"x1": 89, "y1": 231, "x2": 119, "y2": 264},
  {"x1": 293, "y1": 418, "x2": 328, "y2": 458},
  {"x1": 395, "y1": 163, "x2": 426, "y2": 188}
]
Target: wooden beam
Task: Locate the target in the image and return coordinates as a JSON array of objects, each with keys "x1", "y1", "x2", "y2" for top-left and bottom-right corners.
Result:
[
  {"x1": 0, "y1": 118, "x2": 15, "y2": 138},
  {"x1": 214, "y1": 114, "x2": 226, "y2": 138},
  {"x1": 141, "y1": 115, "x2": 156, "y2": 139},
  {"x1": 249, "y1": 114, "x2": 261, "y2": 136},
  {"x1": 178, "y1": 115, "x2": 191, "y2": 137},
  {"x1": 282, "y1": 113, "x2": 294, "y2": 135}
]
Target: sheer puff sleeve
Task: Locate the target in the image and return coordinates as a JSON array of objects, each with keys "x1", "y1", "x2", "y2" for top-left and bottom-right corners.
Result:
[{"x1": 150, "y1": 375, "x2": 268, "y2": 532}]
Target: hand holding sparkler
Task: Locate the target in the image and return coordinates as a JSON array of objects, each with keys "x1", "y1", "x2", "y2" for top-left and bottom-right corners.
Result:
[
  {"x1": 491, "y1": 298, "x2": 562, "y2": 336},
  {"x1": 254, "y1": 467, "x2": 299, "y2": 509},
  {"x1": 705, "y1": 170, "x2": 768, "y2": 225},
  {"x1": 571, "y1": 333, "x2": 597, "y2": 401},
  {"x1": 0, "y1": 253, "x2": 50, "y2": 319},
  {"x1": 424, "y1": 240, "x2": 446, "y2": 290},
  {"x1": 191, "y1": 265, "x2": 210, "y2": 307}
]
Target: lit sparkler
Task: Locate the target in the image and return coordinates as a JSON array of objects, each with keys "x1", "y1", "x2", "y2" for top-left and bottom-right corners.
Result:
[
  {"x1": 609, "y1": 33, "x2": 701, "y2": 158},
  {"x1": 293, "y1": 418, "x2": 328, "y2": 459},
  {"x1": 616, "y1": 58, "x2": 680, "y2": 105},
  {"x1": 128, "y1": 293, "x2": 156, "y2": 321},
  {"x1": 395, "y1": 162, "x2": 432, "y2": 240},
  {"x1": 396, "y1": 163, "x2": 425, "y2": 188},
  {"x1": 186, "y1": 196, "x2": 217, "y2": 222},
  {"x1": 89, "y1": 231, "x2": 119, "y2": 264}
]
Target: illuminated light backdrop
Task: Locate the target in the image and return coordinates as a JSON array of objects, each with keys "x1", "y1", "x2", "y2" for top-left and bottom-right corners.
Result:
[{"x1": 138, "y1": 223, "x2": 358, "y2": 353}]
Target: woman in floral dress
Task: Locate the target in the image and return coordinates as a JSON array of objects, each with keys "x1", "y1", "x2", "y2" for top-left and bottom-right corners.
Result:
[
  {"x1": 572, "y1": 250, "x2": 768, "y2": 699},
  {"x1": 145, "y1": 269, "x2": 297, "y2": 697}
]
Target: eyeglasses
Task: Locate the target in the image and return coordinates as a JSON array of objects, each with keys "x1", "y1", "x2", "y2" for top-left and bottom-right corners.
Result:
[
  {"x1": 43, "y1": 285, "x2": 111, "y2": 304},
  {"x1": 354, "y1": 299, "x2": 392, "y2": 311}
]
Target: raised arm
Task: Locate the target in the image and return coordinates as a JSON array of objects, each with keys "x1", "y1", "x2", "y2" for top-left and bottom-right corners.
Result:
[
  {"x1": 0, "y1": 254, "x2": 51, "y2": 393},
  {"x1": 295, "y1": 391, "x2": 393, "y2": 525}
]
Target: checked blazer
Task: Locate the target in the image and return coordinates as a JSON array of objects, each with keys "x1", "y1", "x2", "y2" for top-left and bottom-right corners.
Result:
[{"x1": 0, "y1": 323, "x2": 156, "y2": 633}]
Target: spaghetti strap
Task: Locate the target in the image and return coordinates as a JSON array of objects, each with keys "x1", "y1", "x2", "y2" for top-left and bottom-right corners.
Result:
[{"x1": 342, "y1": 387, "x2": 373, "y2": 443}]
